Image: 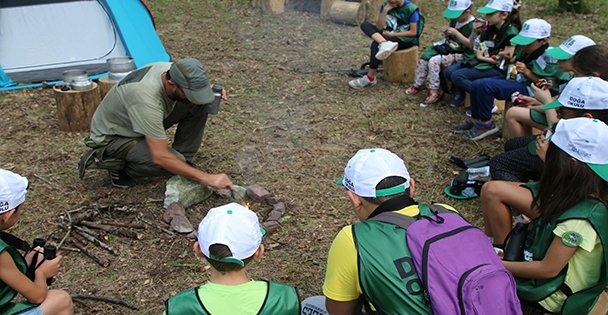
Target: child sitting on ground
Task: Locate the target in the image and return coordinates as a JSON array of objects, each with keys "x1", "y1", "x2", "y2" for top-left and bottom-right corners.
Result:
[
  {"x1": 348, "y1": 0, "x2": 424, "y2": 89},
  {"x1": 405, "y1": 0, "x2": 475, "y2": 107},
  {"x1": 164, "y1": 203, "x2": 300, "y2": 315},
  {"x1": 0, "y1": 169, "x2": 73, "y2": 315},
  {"x1": 496, "y1": 118, "x2": 608, "y2": 314},
  {"x1": 451, "y1": 18, "x2": 570, "y2": 141}
]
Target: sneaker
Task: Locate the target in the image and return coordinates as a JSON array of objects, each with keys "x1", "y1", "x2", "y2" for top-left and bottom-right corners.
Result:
[
  {"x1": 108, "y1": 170, "x2": 136, "y2": 188},
  {"x1": 465, "y1": 105, "x2": 498, "y2": 118},
  {"x1": 464, "y1": 122, "x2": 500, "y2": 140},
  {"x1": 449, "y1": 92, "x2": 466, "y2": 107},
  {"x1": 450, "y1": 120, "x2": 475, "y2": 133},
  {"x1": 420, "y1": 90, "x2": 444, "y2": 107},
  {"x1": 375, "y1": 41, "x2": 398, "y2": 60},
  {"x1": 406, "y1": 85, "x2": 426, "y2": 95},
  {"x1": 348, "y1": 75, "x2": 377, "y2": 89}
]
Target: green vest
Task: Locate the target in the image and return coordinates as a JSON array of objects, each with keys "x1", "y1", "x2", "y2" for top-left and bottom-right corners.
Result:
[
  {"x1": 470, "y1": 24, "x2": 519, "y2": 70},
  {"x1": 420, "y1": 19, "x2": 474, "y2": 61},
  {"x1": 384, "y1": 1, "x2": 425, "y2": 44},
  {"x1": 352, "y1": 208, "x2": 433, "y2": 315},
  {"x1": 0, "y1": 239, "x2": 38, "y2": 315},
  {"x1": 165, "y1": 280, "x2": 300, "y2": 315},
  {"x1": 516, "y1": 199, "x2": 608, "y2": 314}
]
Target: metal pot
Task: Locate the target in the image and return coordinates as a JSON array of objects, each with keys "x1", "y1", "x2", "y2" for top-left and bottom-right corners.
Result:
[
  {"x1": 62, "y1": 69, "x2": 93, "y2": 91},
  {"x1": 107, "y1": 57, "x2": 135, "y2": 73}
]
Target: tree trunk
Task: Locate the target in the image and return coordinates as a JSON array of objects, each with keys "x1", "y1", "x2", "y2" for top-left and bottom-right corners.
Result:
[{"x1": 329, "y1": 1, "x2": 367, "y2": 26}]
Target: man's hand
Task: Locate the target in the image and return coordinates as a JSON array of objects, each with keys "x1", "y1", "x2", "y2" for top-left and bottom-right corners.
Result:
[{"x1": 204, "y1": 173, "x2": 233, "y2": 191}]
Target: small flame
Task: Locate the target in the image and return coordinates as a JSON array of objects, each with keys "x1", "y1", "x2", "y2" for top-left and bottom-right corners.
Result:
[{"x1": 242, "y1": 201, "x2": 251, "y2": 209}]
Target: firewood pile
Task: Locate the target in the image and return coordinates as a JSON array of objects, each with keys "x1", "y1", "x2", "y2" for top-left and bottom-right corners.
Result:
[{"x1": 53, "y1": 184, "x2": 288, "y2": 267}]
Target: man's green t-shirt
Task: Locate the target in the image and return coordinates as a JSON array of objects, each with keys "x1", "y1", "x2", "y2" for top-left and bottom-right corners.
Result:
[{"x1": 89, "y1": 62, "x2": 176, "y2": 146}]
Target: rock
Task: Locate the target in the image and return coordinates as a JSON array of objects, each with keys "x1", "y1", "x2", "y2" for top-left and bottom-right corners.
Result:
[
  {"x1": 163, "y1": 202, "x2": 186, "y2": 223},
  {"x1": 170, "y1": 216, "x2": 194, "y2": 234},
  {"x1": 262, "y1": 220, "x2": 281, "y2": 234},
  {"x1": 272, "y1": 202, "x2": 286, "y2": 214},
  {"x1": 265, "y1": 195, "x2": 281, "y2": 205},
  {"x1": 246, "y1": 184, "x2": 271, "y2": 202},
  {"x1": 164, "y1": 175, "x2": 213, "y2": 208},
  {"x1": 214, "y1": 185, "x2": 247, "y2": 201},
  {"x1": 266, "y1": 210, "x2": 283, "y2": 222}
]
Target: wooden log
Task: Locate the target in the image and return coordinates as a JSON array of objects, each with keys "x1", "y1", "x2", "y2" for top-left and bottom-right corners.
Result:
[
  {"x1": 365, "y1": 0, "x2": 383, "y2": 23},
  {"x1": 329, "y1": 1, "x2": 366, "y2": 26},
  {"x1": 53, "y1": 83, "x2": 100, "y2": 132},
  {"x1": 383, "y1": 46, "x2": 419, "y2": 83},
  {"x1": 252, "y1": 0, "x2": 285, "y2": 14},
  {"x1": 98, "y1": 76, "x2": 116, "y2": 99},
  {"x1": 320, "y1": 0, "x2": 336, "y2": 19}
]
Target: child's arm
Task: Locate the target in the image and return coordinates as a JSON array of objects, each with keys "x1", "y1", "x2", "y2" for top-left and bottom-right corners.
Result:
[
  {"x1": 444, "y1": 27, "x2": 472, "y2": 48},
  {"x1": 515, "y1": 61, "x2": 542, "y2": 84},
  {"x1": 376, "y1": 3, "x2": 393, "y2": 29},
  {"x1": 503, "y1": 236, "x2": 577, "y2": 279},
  {"x1": 387, "y1": 22, "x2": 417, "y2": 38},
  {"x1": 0, "y1": 251, "x2": 61, "y2": 304}
]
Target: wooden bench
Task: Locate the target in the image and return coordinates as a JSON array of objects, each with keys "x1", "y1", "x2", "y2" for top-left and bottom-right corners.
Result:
[{"x1": 383, "y1": 46, "x2": 418, "y2": 83}]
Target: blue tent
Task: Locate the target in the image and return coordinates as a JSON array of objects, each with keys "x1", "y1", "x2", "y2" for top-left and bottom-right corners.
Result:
[{"x1": 0, "y1": 0, "x2": 171, "y2": 91}]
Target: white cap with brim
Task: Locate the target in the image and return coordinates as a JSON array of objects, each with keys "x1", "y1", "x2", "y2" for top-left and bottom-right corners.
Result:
[
  {"x1": 336, "y1": 148, "x2": 410, "y2": 198},
  {"x1": 541, "y1": 77, "x2": 608, "y2": 111},
  {"x1": 197, "y1": 203, "x2": 265, "y2": 267},
  {"x1": 551, "y1": 118, "x2": 608, "y2": 182},
  {"x1": 510, "y1": 18, "x2": 551, "y2": 46},
  {"x1": 546, "y1": 35, "x2": 595, "y2": 60},
  {"x1": 477, "y1": 0, "x2": 513, "y2": 14},
  {"x1": 0, "y1": 169, "x2": 28, "y2": 214},
  {"x1": 443, "y1": 0, "x2": 472, "y2": 19}
]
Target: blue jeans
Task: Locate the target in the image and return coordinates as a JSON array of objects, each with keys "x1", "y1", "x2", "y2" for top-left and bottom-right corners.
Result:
[
  {"x1": 444, "y1": 63, "x2": 503, "y2": 94},
  {"x1": 470, "y1": 78, "x2": 529, "y2": 121}
]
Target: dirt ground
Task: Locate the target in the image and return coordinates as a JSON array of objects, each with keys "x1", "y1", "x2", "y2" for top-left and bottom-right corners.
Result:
[{"x1": 1, "y1": 0, "x2": 607, "y2": 313}]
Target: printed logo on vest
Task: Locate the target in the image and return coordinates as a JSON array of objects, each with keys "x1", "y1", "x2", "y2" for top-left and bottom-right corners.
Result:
[{"x1": 561, "y1": 231, "x2": 583, "y2": 247}]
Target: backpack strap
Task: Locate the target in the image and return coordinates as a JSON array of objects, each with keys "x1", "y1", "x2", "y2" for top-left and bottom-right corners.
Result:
[
  {"x1": 367, "y1": 212, "x2": 416, "y2": 230},
  {"x1": 0, "y1": 232, "x2": 30, "y2": 252}
]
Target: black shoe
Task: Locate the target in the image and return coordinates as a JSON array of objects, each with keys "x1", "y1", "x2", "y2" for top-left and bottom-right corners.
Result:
[{"x1": 108, "y1": 170, "x2": 136, "y2": 188}]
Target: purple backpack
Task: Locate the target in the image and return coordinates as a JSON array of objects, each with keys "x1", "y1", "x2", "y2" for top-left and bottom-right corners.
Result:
[{"x1": 370, "y1": 205, "x2": 522, "y2": 315}]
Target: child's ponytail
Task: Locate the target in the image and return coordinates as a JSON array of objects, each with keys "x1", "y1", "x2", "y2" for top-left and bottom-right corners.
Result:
[{"x1": 507, "y1": 8, "x2": 522, "y2": 30}]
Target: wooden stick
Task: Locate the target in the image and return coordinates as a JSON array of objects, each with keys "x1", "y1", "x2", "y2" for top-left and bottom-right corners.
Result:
[
  {"x1": 73, "y1": 226, "x2": 117, "y2": 256},
  {"x1": 136, "y1": 216, "x2": 174, "y2": 236},
  {"x1": 97, "y1": 221, "x2": 145, "y2": 229},
  {"x1": 70, "y1": 241, "x2": 109, "y2": 267},
  {"x1": 58, "y1": 246, "x2": 80, "y2": 253},
  {"x1": 71, "y1": 295, "x2": 138, "y2": 310},
  {"x1": 79, "y1": 221, "x2": 141, "y2": 239}
]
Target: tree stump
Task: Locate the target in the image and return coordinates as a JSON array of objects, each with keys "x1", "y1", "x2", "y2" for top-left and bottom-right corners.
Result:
[
  {"x1": 252, "y1": 0, "x2": 285, "y2": 14},
  {"x1": 320, "y1": 0, "x2": 336, "y2": 19},
  {"x1": 53, "y1": 83, "x2": 100, "y2": 132},
  {"x1": 329, "y1": 1, "x2": 367, "y2": 26},
  {"x1": 365, "y1": 0, "x2": 383, "y2": 23},
  {"x1": 98, "y1": 76, "x2": 116, "y2": 99},
  {"x1": 383, "y1": 47, "x2": 419, "y2": 83}
]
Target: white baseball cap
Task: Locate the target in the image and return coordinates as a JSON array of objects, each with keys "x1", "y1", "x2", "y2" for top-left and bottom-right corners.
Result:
[
  {"x1": 551, "y1": 118, "x2": 608, "y2": 182},
  {"x1": 197, "y1": 203, "x2": 265, "y2": 267},
  {"x1": 510, "y1": 19, "x2": 551, "y2": 46},
  {"x1": 336, "y1": 149, "x2": 410, "y2": 198},
  {"x1": 546, "y1": 35, "x2": 595, "y2": 60},
  {"x1": 541, "y1": 77, "x2": 608, "y2": 111},
  {"x1": 477, "y1": 0, "x2": 513, "y2": 14},
  {"x1": 443, "y1": 0, "x2": 473, "y2": 19},
  {"x1": 0, "y1": 169, "x2": 28, "y2": 214}
]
